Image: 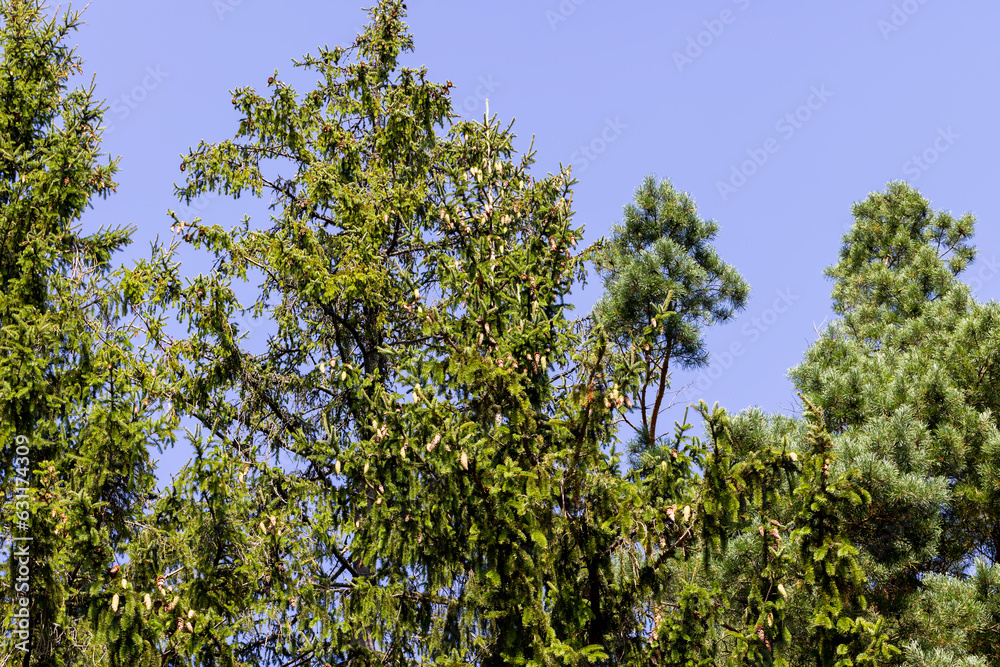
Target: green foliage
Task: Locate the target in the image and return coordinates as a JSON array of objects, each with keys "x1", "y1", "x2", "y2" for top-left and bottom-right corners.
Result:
[
  {"x1": 791, "y1": 397, "x2": 893, "y2": 667},
  {"x1": 0, "y1": 1, "x2": 174, "y2": 663},
  {"x1": 825, "y1": 181, "x2": 975, "y2": 335},
  {"x1": 791, "y1": 182, "x2": 1000, "y2": 664},
  {"x1": 2, "y1": 4, "x2": 997, "y2": 666},
  {"x1": 968, "y1": 560, "x2": 1000, "y2": 666},
  {"x1": 123, "y1": 2, "x2": 650, "y2": 663},
  {"x1": 896, "y1": 571, "x2": 987, "y2": 665},
  {"x1": 592, "y1": 175, "x2": 749, "y2": 458}
]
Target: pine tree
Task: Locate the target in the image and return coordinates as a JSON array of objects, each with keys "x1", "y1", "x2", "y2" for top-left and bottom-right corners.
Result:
[
  {"x1": 591, "y1": 175, "x2": 749, "y2": 462},
  {"x1": 790, "y1": 182, "x2": 1000, "y2": 665},
  {"x1": 124, "y1": 5, "x2": 924, "y2": 664},
  {"x1": 0, "y1": 2, "x2": 173, "y2": 664},
  {"x1": 5, "y1": 3, "x2": 991, "y2": 665}
]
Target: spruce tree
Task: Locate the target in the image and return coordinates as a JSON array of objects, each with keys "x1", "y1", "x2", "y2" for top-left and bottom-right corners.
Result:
[
  {"x1": 126, "y1": 2, "x2": 636, "y2": 663},
  {"x1": 0, "y1": 2, "x2": 173, "y2": 664},
  {"x1": 122, "y1": 5, "x2": 767, "y2": 665},
  {"x1": 124, "y1": 6, "x2": 914, "y2": 664},
  {"x1": 5, "y1": 3, "x2": 989, "y2": 665}
]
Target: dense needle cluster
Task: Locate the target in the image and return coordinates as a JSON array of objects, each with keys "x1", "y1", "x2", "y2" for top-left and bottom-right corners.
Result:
[{"x1": 1, "y1": 1, "x2": 998, "y2": 666}]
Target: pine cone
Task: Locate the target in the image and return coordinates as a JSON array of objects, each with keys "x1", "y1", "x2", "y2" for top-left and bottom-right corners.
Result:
[{"x1": 755, "y1": 625, "x2": 772, "y2": 652}]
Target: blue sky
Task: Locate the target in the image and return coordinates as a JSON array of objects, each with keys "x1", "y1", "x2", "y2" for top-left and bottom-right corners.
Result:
[{"x1": 66, "y1": 0, "x2": 1000, "y2": 479}]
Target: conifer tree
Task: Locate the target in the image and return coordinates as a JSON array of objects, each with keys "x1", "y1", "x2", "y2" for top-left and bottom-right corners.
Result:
[
  {"x1": 591, "y1": 175, "x2": 749, "y2": 461},
  {"x1": 790, "y1": 182, "x2": 1000, "y2": 665},
  {"x1": 122, "y1": 5, "x2": 767, "y2": 665},
  {"x1": 6, "y1": 2, "x2": 992, "y2": 665},
  {"x1": 0, "y1": 2, "x2": 173, "y2": 664},
  {"x1": 125, "y1": 2, "x2": 641, "y2": 663}
]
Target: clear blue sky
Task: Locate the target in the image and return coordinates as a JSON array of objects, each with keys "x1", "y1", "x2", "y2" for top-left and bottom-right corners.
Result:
[{"x1": 67, "y1": 0, "x2": 1000, "y2": 478}]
